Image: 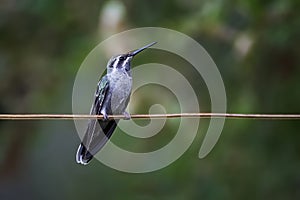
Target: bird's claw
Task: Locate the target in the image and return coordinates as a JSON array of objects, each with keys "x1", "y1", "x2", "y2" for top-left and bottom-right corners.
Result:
[
  {"x1": 102, "y1": 112, "x2": 109, "y2": 120},
  {"x1": 123, "y1": 111, "x2": 131, "y2": 120}
]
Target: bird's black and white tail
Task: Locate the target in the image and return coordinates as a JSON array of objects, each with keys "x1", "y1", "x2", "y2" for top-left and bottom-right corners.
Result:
[
  {"x1": 76, "y1": 119, "x2": 118, "y2": 165},
  {"x1": 76, "y1": 143, "x2": 93, "y2": 165}
]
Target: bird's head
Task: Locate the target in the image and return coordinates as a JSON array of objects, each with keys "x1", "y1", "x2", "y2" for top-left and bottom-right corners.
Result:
[{"x1": 106, "y1": 42, "x2": 157, "y2": 74}]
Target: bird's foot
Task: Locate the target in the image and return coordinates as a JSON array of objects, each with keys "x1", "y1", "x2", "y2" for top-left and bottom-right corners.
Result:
[
  {"x1": 101, "y1": 112, "x2": 109, "y2": 120},
  {"x1": 123, "y1": 111, "x2": 131, "y2": 120}
]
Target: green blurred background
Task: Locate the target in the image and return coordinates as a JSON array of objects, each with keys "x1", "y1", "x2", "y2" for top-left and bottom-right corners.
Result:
[{"x1": 1, "y1": 0, "x2": 300, "y2": 199}]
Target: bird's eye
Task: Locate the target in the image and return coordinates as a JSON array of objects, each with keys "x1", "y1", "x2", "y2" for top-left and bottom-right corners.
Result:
[{"x1": 119, "y1": 56, "x2": 125, "y2": 61}]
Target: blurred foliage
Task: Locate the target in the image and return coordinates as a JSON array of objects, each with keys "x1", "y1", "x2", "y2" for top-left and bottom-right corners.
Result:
[{"x1": 1, "y1": 0, "x2": 300, "y2": 199}]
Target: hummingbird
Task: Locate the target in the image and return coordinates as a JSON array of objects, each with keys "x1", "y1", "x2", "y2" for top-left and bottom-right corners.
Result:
[{"x1": 76, "y1": 42, "x2": 157, "y2": 165}]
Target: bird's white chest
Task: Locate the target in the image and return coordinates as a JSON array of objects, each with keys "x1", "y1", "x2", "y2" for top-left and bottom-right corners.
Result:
[{"x1": 108, "y1": 72, "x2": 132, "y2": 113}]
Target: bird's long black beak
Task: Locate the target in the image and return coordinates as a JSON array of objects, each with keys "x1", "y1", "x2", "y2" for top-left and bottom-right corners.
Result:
[{"x1": 129, "y1": 42, "x2": 157, "y2": 57}]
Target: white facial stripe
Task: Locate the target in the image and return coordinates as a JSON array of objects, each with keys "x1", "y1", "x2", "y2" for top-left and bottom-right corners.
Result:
[
  {"x1": 113, "y1": 56, "x2": 120, "y2": 69},
  {"x1": 122, "y1": 57, "x2": 131, "y2": 67}
]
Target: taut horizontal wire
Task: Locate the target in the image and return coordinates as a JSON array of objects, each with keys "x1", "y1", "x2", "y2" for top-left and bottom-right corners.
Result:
[{"x1": 0, "y1": 113, "x2": 300, "y2": 120}]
